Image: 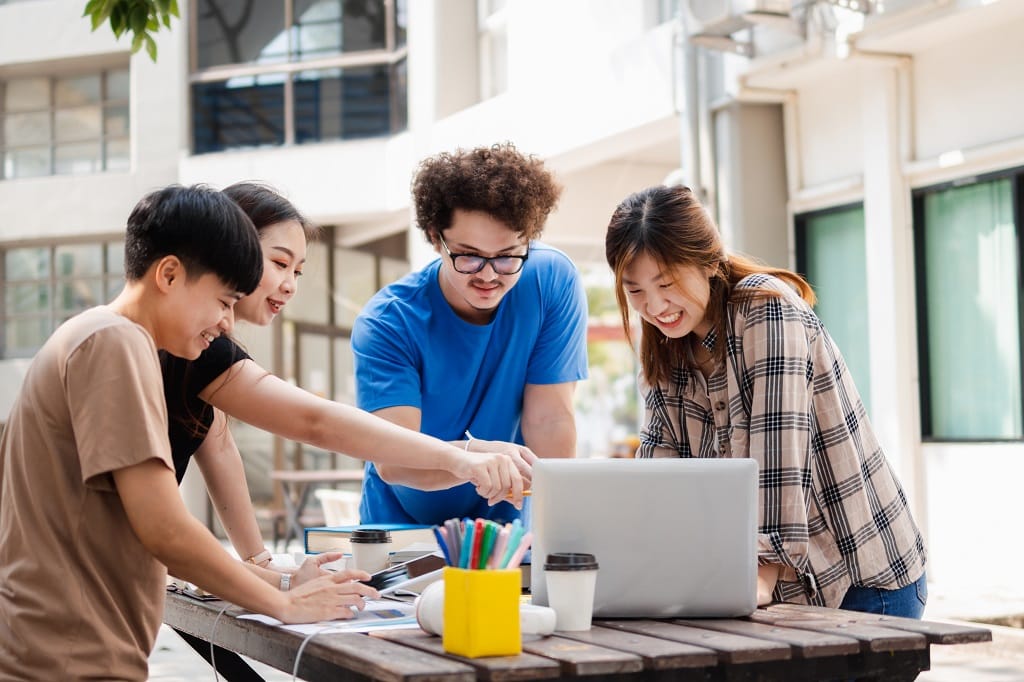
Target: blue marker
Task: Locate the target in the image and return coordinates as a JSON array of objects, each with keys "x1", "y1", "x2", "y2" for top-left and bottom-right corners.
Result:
[
  {"x1": 459, "y1": 520, "x2": 475, "y2": 569},
  {"x1": 432, "y1": 526, "x2": 453, "y2": 566}
]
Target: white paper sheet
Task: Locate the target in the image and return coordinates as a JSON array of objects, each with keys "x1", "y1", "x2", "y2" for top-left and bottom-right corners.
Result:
[{"x1": 237, "y1": 599, "x2": 420, "y2": 634}]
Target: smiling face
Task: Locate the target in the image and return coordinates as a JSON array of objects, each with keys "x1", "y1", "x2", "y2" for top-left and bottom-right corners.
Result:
[
  {"x1": 435, "y1": 209, "x2": 529, "y2": 324},
  {"x1": 621, "y1": 251, "x2": 713, "y2": 341},
  {"x1": 233, "y1": 220, "x2": 307, "y2": 326},
  {"x1": 158, "y1": 269, "x2": 242, "y2": 360}
]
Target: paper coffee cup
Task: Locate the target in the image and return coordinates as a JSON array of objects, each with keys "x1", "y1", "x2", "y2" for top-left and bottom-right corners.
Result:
[
  {"x1": 544, "y1": 552, "x2": 599, "y2": 631},
  {"x1": 349, "y1": 528, "x2": 392, "y2": 573}
]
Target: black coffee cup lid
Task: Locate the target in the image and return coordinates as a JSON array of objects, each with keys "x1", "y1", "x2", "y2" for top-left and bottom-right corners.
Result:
[
  {"x1": 350, "y1": 528, "x2": 392, "y2": 543},
  {"x1": 544, "y1": 552, "x2": 598, "y2": 571}
]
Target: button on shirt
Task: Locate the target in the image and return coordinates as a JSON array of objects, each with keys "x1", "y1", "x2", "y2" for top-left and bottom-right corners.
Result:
[{"x1": 638, "y1": 274, "x2": 926, "y2": 608}]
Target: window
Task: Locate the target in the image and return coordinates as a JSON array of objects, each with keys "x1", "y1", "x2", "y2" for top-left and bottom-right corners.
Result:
[
  {"x1": 1, "y1": 68, "x2": 129, "y2": 180},
  {"x1": 190, "y1": 0, "x2": 407, "y2": 154},
  {"x1": 915, "y1": 171, "x2": 1023, "y2": 440},
  {"x1": 2, "y1": 240, "x2": 124, "y2": 358},
  {"x1": 795, "y1": 204, "x2": 871, "y2": 414},
  {"x1": 477, "y1": 0, "x2": 508, "y2": 100}
]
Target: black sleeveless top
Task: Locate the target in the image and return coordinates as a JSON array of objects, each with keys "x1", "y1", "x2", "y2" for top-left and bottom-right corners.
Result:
[{"x1": 160, "y1": 335, "x2": 250, "y2": 483}]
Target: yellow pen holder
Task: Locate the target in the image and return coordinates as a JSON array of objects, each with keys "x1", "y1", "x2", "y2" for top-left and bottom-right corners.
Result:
[{"x1": 442, "y1": 566, "x2": 521, "y2": 658}]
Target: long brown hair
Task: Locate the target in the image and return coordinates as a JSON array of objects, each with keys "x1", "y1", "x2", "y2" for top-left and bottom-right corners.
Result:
[{"x1": 605, "y1": 185, "x2": 815, "y2": 387}]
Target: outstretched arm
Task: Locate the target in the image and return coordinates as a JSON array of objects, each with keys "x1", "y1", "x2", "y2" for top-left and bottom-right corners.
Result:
[{"x1": 200, "y1": 359, "x2": 531, "y2": 504}]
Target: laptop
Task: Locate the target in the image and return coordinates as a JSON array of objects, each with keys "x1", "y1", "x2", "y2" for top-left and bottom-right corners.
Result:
[{"x1": 530, "y1": 457, "x2": 758, "y2": 618}]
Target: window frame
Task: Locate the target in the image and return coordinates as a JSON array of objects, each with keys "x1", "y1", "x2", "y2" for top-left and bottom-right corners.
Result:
[
  {"x1": 188, "y1": 0, "x2": 408, "y2": 152},
  {"x1": 913, "y1": 165, "x2": 1024, "y2": 443},
  {"x1": 0, "y1": 66, "x2": 130, "y2": 180},
  {"x1": 1, "y1": 236, "x2": 125, "y2": 359}
]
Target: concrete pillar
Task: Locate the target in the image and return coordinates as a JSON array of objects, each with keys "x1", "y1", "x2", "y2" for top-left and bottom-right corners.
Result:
[{"x1": 859, "y1": 60, "x2": 926, "y2": 524}]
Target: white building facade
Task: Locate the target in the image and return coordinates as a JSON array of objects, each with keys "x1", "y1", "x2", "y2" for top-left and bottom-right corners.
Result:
[{"x1": 1, "y1": 0, "x2": 1022, "y2": 597}]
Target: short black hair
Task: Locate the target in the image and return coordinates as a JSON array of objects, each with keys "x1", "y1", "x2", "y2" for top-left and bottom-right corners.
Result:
[{"x1": 123, "y1": 185, "x2": 263, "y2": 295}]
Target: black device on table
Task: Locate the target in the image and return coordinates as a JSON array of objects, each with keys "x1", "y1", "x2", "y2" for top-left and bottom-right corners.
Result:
[{"x1": 360, "y1": 553, "x2": 446, "y2": 594}]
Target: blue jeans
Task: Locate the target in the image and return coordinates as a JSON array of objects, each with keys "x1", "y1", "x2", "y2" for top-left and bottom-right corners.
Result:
[{"x1": 839, "y1": 572, "x2": 927, "y2": 619}]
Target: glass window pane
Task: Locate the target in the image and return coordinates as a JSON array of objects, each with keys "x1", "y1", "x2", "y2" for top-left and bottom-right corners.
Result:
[
  {"x1": 333, "y1": 336, "x2": 355, "y2": 405},
  {"x1": 286, "y1": 240, "x2": 329, "y2": 324},
  {"x1": 104, "y1": 103, "x2": 130, "y2": 137},
  {"x1": 4, "y1": 111, "x2": 51, "y2": 146},
  {"x1": 3, "y1": 146, "x2": 50, "y2": 178},
  {"x1": 294, "y1": 0, "x2": 343, "y2": 59},
  {"x1": 106, "y1": 242, "x2": 125, "y2": 275},
  {"x1": 5, "y1": 247, "x2": 49, "y2": 280},
  {"x1": 294, "y1": 64, "x2": 391, "y2": 143},
  {"x1": 196, "y1": 0, "x2": 288, "y2": 68},
  {"x1": 106, "y1": 275, "x2": 125, "y2": 300},
  {"x1": 922, "y1": 178, "x2": 1020, "y2": 439},
  {"x1": 192, "y1": 78, "x2": 285, "y2": 153},
  {"x1": 801, "y1": 205, "x2": 871, "y2": 413},
  {"x1": 380, "y1": 256, "x2": 407, "y2": 286},
  {"x1": 4, "y1": 77, "x2": 48, "y2": 112},
  {"x1": 55, "y1": 278, "x2": 104, "y2": 315},
  {"x1": 55, "y1": 141, "x2": 101, "y2": 175},
  {"x1": 5, "y1": 283, "x2": 48, "y2": 313},
  {"x1": 5, "y1": 316, "x2": 51, "y2": 354},
  {"x1": 55, "y1": 244, "x2": 103, "y2": 277},
  {"x1": 340, "y1": 0, "x2": 386, "y2": 51},
  {"x1": 105, "y1": 137, "x2": 130, "y2": 171},
  {"x1": 391, "y1": 57, "x2": 407, "y2": 133},
  {"x1": 55, "y1": 105, "x2": 102, "y2": 142},
  {"x1": 395, "y1": 0, "x2": 407, "y2": 48},
  {"x1": 55, "y1": 74, "x2": 101, "y2": 107},
  {"x1": 333, "y1": 247, "x2": 376, "y2": 327},
  {"x1": 107, "y1": 68, "x2": 130, "y2": 101}
]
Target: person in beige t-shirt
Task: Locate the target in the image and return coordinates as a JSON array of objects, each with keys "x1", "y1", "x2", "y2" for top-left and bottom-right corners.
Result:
[{"x1": 0, "y1": 185, "x2": 377, "y2": 681}]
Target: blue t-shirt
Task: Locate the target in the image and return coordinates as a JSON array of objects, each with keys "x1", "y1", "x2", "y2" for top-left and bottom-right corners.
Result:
[{"x1": 352, "y1": 243, "x2": 589, "y2": 526}]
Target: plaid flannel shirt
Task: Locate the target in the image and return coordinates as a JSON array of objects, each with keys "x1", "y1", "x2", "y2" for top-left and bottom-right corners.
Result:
[{"x1": 638, "y1": 274, "x2": 926, "y2": 607}]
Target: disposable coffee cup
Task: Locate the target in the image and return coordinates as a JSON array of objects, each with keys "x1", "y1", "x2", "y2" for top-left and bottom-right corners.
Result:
[
  {"x1": 543, "y1": 552, "x2": 599, "y2": 631},
  {"x1": 349, "y1": 529, "x2": 392, "y2": 573}
]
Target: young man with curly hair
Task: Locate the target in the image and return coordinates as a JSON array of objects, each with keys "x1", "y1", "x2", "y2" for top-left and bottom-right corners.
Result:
[{"x1": 352, "y1": 143, "x2": 589, "y2": 525}]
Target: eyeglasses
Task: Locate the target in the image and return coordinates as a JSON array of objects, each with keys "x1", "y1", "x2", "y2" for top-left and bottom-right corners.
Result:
[{"x1": 437, "y1": 234, "x2": 530, "y2": 275}]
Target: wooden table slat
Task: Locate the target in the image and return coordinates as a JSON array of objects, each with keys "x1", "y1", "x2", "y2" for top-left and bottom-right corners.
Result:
[
  {"x1": 164, "y1": 594, "x2": 476, "y2": 682},
  {"x1": 373, "y1": 629, "x2": 563, "y2": 681},
  {"x1": 558, "y1": 625, "x2": 720, "y2": 670},
  {"x1": 520, "y1": 635, "x2": 645, "y2": 676},
  {"x1": 675, "y1": 617, "x2": 862, "y2": 658},
  {"x1": 596, "y1": 618, "x2": 792, "y2": 664},
  {"x1": 766, "y1": 603, "x2": 994, "y2": 645},
  {"x1": 748, "y1": 611, "x2": 928, "y2": 653}
]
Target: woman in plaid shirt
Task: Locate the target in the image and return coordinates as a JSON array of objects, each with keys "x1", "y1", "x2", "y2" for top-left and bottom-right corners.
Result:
[{"x1": 605, "y1": 185, "x2": 927, "y2": 617}]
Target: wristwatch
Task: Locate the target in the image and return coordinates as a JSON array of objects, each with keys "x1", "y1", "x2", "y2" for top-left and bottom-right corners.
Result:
[{"x1": 279, "y1": 573, "x2": 292, "y2": 592}]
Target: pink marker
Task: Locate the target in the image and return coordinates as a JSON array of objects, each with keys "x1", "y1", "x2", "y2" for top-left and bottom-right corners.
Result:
[
  {"x1": 488, "y1": 527, "x2": 511, "y2": 569},
  {"x1": 504, "y1": 531, "x2": 533, "y2": 569}
]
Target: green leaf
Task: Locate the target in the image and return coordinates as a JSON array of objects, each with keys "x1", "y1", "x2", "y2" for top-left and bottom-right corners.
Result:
[
  {"x1": 110, "y1": 3, "x2": 125, "y2": 37},
  {"x1": 169, "y1": 0, "x2": 179, "y2": 18},
  {"x1": 147, "y1": 17, "x2": 159, "y2": 31},
  {"x1": 131, "y1": 30, "x2": 145, "y2": 54},
  {"x1": 144, "y1": 32, "x2": 158, "y2": 62},
  {"x1": 82, "y1": 0, "x2": 103, "y2": 18},
  {"x1": 130, "y1": 4, "x2": 148, "y2": 35}
]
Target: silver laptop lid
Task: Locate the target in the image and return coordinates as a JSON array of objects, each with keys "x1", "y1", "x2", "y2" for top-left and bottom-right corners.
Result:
[{"x1": 530, "y1": 457, "x2": 758, "y2": 618}]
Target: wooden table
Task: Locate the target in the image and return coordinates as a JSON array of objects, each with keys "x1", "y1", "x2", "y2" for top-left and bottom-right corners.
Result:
[
  {"x1": 164, "y1": 589, "x2": 991, "y2": 681},
  {"x1": 270, "y1": 468, "x2": 364, "y2": 550}
]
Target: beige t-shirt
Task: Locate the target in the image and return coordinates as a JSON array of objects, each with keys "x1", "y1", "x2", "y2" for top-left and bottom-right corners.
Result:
[{"x1": 0, "y1": 306, "x2": 174, "y2": 681}]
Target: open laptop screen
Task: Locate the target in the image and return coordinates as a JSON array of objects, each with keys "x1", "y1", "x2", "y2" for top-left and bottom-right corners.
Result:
[{"x1": 530, "y1": 457, "x2": 758, "y2": 618}]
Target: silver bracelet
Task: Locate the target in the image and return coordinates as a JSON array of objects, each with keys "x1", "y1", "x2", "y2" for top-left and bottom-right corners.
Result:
[
  {"x1": 279, "y1": 572, "x2": 292, "y2": 592},
  {"x1": 464, "y1": 429, "x2": 475, "y2": 451}
]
